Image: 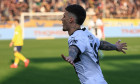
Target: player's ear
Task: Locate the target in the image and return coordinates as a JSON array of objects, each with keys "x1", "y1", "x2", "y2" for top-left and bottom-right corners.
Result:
[{"x1": 69, "y1": 17, "x2": 74, "y2": 23}]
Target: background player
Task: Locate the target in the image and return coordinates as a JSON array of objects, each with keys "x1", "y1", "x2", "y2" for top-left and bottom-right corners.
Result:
[
  {"x1": 88, "y1": 13, "x2": 105, "y2": 40},
  {"x1": 9, "y1": 19, "x2": 29, "y2": 68}
]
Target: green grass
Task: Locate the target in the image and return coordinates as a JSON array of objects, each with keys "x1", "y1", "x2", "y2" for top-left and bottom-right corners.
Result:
[{"x1": 0, "y1": 38, "x2": 140, "y2": 84}]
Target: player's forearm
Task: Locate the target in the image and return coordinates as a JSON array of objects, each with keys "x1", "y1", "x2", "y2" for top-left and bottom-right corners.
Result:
[
  {"x1": 69, "y1": 46, "x2": 79, "y2": 61},
  {"x1": 99, "y1": 41, "x2": 117, "y2": 50},
  {"x1": 9, "y1": 41, "x2": 14, "y2": 47}
]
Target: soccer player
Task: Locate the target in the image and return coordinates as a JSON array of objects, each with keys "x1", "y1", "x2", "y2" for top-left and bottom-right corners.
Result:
[
  {"x1": 61, "y1": 4, "x2": 127, "y2": 84},
  {"x1": 9, "y1": 19, "x2": 29, "y2": 68},
  {"x1": 88, "y1": 14, "x2": 105, "y2": 40}
]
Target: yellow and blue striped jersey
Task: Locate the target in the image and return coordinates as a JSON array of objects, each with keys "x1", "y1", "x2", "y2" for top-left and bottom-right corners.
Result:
[{"x1": 12, "y1": 25, "x2": 23, "y2": 46}]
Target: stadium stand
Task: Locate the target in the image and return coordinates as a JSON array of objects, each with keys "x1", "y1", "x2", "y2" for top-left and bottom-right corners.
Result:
[{"x1": 0, "y1": 0, "x2": 140, "y2": 28}]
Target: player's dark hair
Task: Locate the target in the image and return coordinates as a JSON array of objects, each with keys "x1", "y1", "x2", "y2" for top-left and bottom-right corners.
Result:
[
  {"x1": 14, "y1": 19, "x2": 20, "y2": 23},
  {"x1": 65, "y1": 4, "x2": 86, "y2": 25}
]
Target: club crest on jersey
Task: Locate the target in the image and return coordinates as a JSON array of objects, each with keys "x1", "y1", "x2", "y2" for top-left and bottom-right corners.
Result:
[
  {"x1": 88, "y1": 35, "x2": 93, "y2": 40},
  {"x1": 68, "y1": 37, "x2": 78, "y2": 45}
]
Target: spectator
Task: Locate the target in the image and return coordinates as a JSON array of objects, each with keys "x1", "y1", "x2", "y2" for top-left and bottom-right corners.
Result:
[
  {"x1": 54, "y1": 0, "x2": 64, "y2": 12},
  {"x1": 0, "y1": 0, "x2": 140, "y2": 22}
]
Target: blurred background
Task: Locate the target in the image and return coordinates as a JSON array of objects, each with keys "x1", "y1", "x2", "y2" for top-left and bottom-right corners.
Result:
[
  {"x1": 0, "y1": 0, "x2": 140, "y2": 39},
  {"x1": 0, "y1": 0, "x2": 140, "y2": 84}
]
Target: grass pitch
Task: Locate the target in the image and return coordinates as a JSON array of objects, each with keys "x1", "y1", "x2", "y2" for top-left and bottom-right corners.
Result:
[{"x1": 0, "y1": 37, "x2": 140, "y2": 84}]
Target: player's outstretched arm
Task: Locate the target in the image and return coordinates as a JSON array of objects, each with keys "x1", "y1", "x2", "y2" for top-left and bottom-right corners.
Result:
[
  {"x1": 99, "y1": 40, "x2": 127, "y2": 54},
  {"x1": 61, "y1": 45, "x2": 80, "y2": 66}
]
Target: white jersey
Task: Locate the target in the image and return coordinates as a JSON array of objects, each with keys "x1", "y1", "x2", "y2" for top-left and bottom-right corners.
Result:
[{"x1": 68, "y1": 28, "x2": 107, "y2": 84}]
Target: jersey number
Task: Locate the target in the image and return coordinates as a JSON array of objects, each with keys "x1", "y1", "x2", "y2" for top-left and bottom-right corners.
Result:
[{"x1": 90, "y1": 43, "x2": 99, "y2": 65}]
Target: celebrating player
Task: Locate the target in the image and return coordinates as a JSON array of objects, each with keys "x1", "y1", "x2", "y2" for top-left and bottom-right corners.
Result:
[
  {"x1": 9, "y1": 19, "x2": 29, "y2": 68},
  {"x1": 61, "y1": 4, "x2": 127, "y2": 84}
]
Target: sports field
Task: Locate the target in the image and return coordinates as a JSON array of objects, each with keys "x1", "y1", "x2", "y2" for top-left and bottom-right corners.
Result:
[{"x1": 0, "y1": 37, "x2": 140, "y2": 84}]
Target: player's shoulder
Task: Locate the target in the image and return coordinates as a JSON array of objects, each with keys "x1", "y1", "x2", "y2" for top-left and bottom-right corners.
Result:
[
  {"x1": 70, "y1": 29, "x2": 84, "y2": 37},
  {"x1": 68, "y1": 29, "x2": 87, "y2": 41}
]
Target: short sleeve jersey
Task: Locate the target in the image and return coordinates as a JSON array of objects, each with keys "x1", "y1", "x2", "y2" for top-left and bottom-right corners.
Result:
[
  {"x1": 12, "y1": 25, "x2": 23, "y2": 46},
  {"x1": 68, "y1": 28, "x2": 107, "y2": 84}
]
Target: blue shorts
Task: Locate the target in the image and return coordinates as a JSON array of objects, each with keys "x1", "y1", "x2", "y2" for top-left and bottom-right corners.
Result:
[{"x1": 14, "y1": 46, "x2": 22, "y2": 52}]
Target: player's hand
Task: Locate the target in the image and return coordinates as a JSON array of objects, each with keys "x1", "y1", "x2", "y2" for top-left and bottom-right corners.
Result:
[
  {"x1": 9, "y1": 42, "x2": 13, "y2": 47},
  {"x1": 61, "y1": 54, "x2": 74, "y2": 66},
  {"x1": 115, "y1": 40, "x2": 127, "y2": 54}
]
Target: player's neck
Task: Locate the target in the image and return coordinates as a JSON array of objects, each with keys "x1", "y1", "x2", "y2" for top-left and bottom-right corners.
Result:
[
  {"x1": 15, "y1": 24, "x2": 20, "y2": 26},
  {"x1": 68, "y1": 25, "x2": 81, "y2": 36}
]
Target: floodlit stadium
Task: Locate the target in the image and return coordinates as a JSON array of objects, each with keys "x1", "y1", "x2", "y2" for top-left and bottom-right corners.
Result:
[{"x1": 0, "y1": 0, "x2": 140, "y2": 84}]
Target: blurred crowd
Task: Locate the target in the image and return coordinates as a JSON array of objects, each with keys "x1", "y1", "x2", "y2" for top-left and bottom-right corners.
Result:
[{"x1": 0, "y1": 0, "x2": 140, "y2": 22}]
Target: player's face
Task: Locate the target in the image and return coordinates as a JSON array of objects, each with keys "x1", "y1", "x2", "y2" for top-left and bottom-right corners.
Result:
[
  {"x1": 61, "y1": 10, "x2": 70, "y2": 31},
  {"x1": 14, "y1": 21, "x2": 19, "y2": 26}
]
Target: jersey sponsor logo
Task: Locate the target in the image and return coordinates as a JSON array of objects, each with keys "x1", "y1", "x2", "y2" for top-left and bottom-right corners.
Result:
[{"x1": 15, "y1": 32, "x2": 18, "y2": 34}]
